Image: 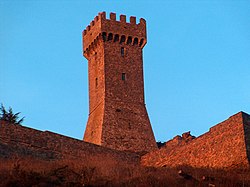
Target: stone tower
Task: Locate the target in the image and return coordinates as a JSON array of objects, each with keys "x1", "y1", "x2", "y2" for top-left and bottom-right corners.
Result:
[{"x1": 82, "y1": 12, "x2": 157, "y2": 153}]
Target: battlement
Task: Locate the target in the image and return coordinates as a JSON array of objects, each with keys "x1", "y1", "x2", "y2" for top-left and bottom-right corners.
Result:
[{"x1": 83, "y1": 12, "x2": 147, "y2": 57}]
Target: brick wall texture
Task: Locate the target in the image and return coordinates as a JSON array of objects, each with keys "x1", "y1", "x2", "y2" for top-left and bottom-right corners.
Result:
[
  {"x1": 1, "y1": 112, "x2": 250, "y2": 169},
  {"x1": 0, "y1": 121, "x2": 139, "y2": 165},
  {"x1": 141, "y1": 112, "x2": 250, "y2": 169},
  {"x1": 83, "y1": 12, "x2": 157, "y2": 153}
]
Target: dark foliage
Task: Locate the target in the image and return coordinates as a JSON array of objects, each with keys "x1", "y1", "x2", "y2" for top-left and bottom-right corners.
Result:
[{"x1": 0, "y1": 104, "x2": 24, "y2": 125}]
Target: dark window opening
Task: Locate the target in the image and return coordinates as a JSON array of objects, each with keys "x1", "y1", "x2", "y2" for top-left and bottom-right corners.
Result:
[
  {"x1": 114, "y1": 34, "x2": 119, "y2": 42},
  {"x1": 133, "y1": 38, "x2": 138, "y2": 45},
  {"x1": 139, "y1": 38, "x2": 144, "y2": 47},
  {"x1": 122, "y1": 73, "x2": 126, "y2": 81},
  {"x1": 120, "y1": 35, "x2": 126, "y2": 44},
  {"x1": 102, "y1": 32, "x2": 107, "y2": 41},
  {"x1": 95, "y1": 78, "x2": 98, "y2": 87},
  {"x1": 121, "y1": 47, "x2": 125, "y2": 56},
  {"x1": 107, "y1": 33, "x2": 113, "y2": 41},
  {"x1": 116, "y1": 109, "x2": 121, "y2": 112},
  {"x1": 127, "y1": 36, "x2": 132, "y2": 45}
]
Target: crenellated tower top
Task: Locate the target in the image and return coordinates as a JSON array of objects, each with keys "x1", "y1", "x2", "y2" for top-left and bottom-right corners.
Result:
[{"x1": 83, "y1": 12, "x2": 147, "y2": 58}]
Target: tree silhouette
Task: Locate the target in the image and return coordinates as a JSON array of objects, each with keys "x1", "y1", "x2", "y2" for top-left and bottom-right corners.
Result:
[{"x1": 0, "y1": 104, "x2": 24, "y2": 125}]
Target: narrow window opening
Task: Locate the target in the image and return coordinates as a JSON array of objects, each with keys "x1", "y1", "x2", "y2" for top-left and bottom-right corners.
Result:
[
  {"x1": 95, "y1": 78, "x2": 98, "y2": 87},
  {"x1": 102, "y1": 32, "x2": 107, "y2": 41},
  {"x1": 133, "y1": 38, "x2": 138, "y2": 45},
  {"x1": 139, "y1": 38, "x2": 144, "y2": 47},
  {"x1": 114, "y1": 34, "x2": 119, "y2": 42},
  {"x1": 127, "y1": 36, "x2": 132, "y2": 45},
  {"x1": 121, "y1": 47, "x2": 125, "y2": 56},
  {"x1": 122, "y1": 73, "x2": 126, "y2": 81},
  {"x1": 107, "y1": 33, "x2": 113, "y2": 41},
  {"x1": 120, "y1": 35, "x2": 126, "y2": 44}
]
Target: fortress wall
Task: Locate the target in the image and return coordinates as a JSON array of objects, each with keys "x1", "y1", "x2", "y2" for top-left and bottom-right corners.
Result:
[
  {"x1": 1, "y1": 111, "x2": 250, "y2": 170},
  {"x1": 141, "y1": 112, "x2": 250, "y2": 169},
  {"x1": 0, "y1": 122, "x2": 140, "y2": 165}
]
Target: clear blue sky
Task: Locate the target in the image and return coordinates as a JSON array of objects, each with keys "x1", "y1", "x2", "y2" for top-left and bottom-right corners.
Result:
[{"x1": 1, "y1": 0, "x2": 250, "y2": 142}]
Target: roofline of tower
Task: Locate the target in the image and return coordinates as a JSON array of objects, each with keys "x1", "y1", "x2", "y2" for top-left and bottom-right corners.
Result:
[
  {"x1": 83, "y1": 12, "x2": 146, "y2": 36},
  {"x1": 82, "y1": 12, "x2": 147, "y2": 57}
]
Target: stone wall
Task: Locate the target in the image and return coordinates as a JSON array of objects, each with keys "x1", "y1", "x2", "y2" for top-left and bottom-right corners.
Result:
[
  {"x1": 1, "y1": 111, "x2": 250, "y2": 170},
  {"x1": 141, "y1": 112, "x2": 250, "y2": 169},
  {"x1": 0, "y1": 121, "x2": 140, "y2": 165}
]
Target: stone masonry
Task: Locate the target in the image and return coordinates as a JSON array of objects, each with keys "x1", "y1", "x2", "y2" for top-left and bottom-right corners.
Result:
[
  {"x1": 1, "y1": 112, "x2": 250, "y2": 170},
  {"x1": 141, "y1": 112, "x2": 250, "y2": 169},
  {"x1": 83, "y1": 12, "x2": 157, "y2": 153},
  {"x1": 0, "y1": 121, "x2": 139, "y2": 165}
]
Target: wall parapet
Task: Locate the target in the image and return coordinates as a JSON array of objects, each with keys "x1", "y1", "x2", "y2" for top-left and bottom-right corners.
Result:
[
  {"x1": 83, "y1": 12, "x2": 147, "y2": 58},
  {"x1": 0, "y1": 122, "x2": 140, "y2": 165},
  {"x1": 83, "y1": 12, "x2": 146, "y2": 37}
]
